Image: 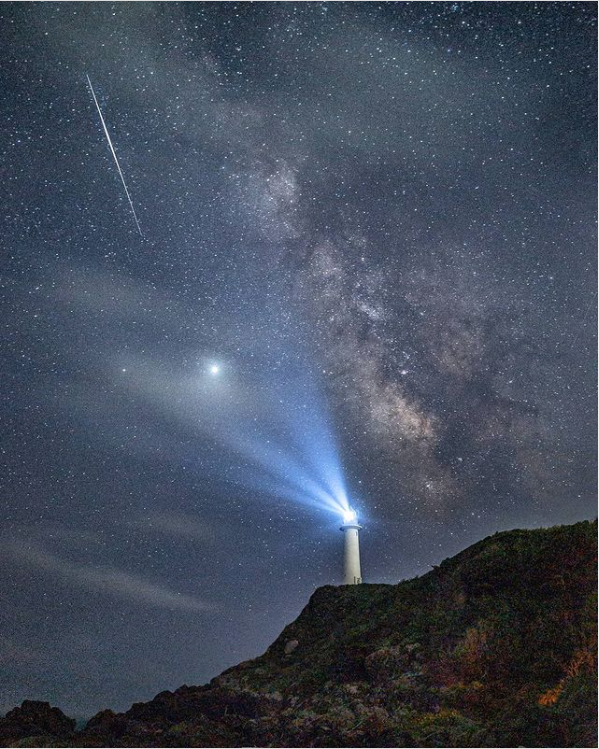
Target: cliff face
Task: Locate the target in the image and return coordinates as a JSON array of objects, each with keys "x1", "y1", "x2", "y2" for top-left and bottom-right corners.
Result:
[{"x1": 1, "y1": 520, "x2": 597, "y2": 748}]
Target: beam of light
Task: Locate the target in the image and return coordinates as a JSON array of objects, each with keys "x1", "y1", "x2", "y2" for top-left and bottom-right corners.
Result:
[
  {"x1": 222, "y1": 423, "x2": 348, "y2": 517},
  {"x1": 86, "y1": 74, "x2": 143, "y2": 237},
  {"x1": 342, "y1": 508, "x2": 357, "y2": 524},
  {"x1": 111, "y1": 351, "x2": 354, "y2": 521},
  {"x1": 254, "y1": 373, "x2": 353, "y2": 517},
  {"x1": 62, "y1": 272, "x2": 356, "y2": 522},
  {"x1": 183, "y1": 374, "x2": 352, "y2": 519}
]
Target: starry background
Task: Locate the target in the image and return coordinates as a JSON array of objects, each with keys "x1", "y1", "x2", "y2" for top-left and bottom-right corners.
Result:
[{"x1": 1, "y1": 1, "x2": 596, "y2": 719}]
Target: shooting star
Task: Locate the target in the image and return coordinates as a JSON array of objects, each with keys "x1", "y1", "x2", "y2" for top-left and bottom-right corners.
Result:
[{"x1": 86, "y1": 74, "x2": 143, "y2": 237}]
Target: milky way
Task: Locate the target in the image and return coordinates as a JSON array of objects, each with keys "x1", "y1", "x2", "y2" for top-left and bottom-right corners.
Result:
[{"x1": 1, "y1": 2, "x2": 596, "y2": 717}]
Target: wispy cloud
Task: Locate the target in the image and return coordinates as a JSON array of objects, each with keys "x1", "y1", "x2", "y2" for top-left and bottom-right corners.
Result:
[
  {"x1": 6, "y1": 540, "x2": 213, "y2": 613},
  {"x1": 126, "y1": 511, "x2": 216, "y2": 543}
]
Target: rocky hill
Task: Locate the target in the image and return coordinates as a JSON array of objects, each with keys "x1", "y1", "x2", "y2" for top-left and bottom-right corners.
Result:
[{"x1": 1, "y1": 520, "x2": 596, "y2": 747}]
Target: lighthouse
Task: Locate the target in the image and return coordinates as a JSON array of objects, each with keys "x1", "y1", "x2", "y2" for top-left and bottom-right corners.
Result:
[{"x1": 340, "y1": 509, "x2": 362, "y2": 584}]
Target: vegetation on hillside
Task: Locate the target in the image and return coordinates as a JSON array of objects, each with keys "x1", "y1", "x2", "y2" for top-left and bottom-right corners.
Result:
[{"x1": 1, "y1": 519, "x2": 596, "y2": 747}]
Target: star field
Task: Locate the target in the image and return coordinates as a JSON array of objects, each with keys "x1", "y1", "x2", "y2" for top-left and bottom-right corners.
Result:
[{"x1": 1, "y1": 2, "x2": 596, "y2": 718}]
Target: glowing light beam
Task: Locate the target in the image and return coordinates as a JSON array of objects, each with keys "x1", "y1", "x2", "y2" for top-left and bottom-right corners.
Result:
[{"x1": 343, "y1": 508, "x2": 357, "y2": 524}]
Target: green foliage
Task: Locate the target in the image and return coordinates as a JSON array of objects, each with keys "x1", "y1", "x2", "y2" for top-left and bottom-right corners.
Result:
[
  {"x1": 405, "y1": 709, "x2": 484, "y2": 748},
  {"x1": 15, "y1": 738, "x2": 59, "y2": 748}
]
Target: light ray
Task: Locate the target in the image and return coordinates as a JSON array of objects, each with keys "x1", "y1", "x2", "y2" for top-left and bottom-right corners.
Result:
[{"x1": 86, "y1": 74, "x2": 143, "y2": 237}]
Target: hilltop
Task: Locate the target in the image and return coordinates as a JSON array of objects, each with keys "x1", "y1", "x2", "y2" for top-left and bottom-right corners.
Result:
[{"x1": 1, "y1": 519, "x2": 596, "y2": 747}]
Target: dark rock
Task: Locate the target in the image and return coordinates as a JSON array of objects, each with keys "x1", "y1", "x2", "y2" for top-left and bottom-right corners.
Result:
[
  {"x1": 284, "y1": 639, "x2": 299, "y2": 655},
  {"x1": 84, "y1": 709, "x2": 128, "y2": 738},
  {"x1": 0, "y1": 700, "x2": 75, "y2": 745}
]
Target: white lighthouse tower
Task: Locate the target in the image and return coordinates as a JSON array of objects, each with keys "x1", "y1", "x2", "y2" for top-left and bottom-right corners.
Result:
[{"x1": 340, "y1": 509, "x2": 362, "y2": 585}]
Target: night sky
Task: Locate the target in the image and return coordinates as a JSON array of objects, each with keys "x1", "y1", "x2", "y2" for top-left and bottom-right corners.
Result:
[{"x1": 1, "y1": 1, "x2": 596, "y2": 718}]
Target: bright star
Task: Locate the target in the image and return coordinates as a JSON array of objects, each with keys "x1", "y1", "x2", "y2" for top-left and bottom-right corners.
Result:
[{"x1": 209, "y1": 364, "x2": 221, "y2": 376}]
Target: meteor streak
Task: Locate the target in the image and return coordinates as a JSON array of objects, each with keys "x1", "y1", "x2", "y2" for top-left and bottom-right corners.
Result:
[{"x1": 86, "y1": 74, "x2": 143, "y2": 237}]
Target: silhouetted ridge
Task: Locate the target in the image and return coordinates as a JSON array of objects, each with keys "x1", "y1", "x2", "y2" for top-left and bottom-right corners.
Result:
[{"x1": 1, "y1": 520, "x2": 596, "y2": 747}]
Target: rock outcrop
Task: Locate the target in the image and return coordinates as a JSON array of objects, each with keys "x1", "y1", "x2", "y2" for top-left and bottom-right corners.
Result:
[{"x1": 0, "y1": 701, "x2": 75, "y2": 747}]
